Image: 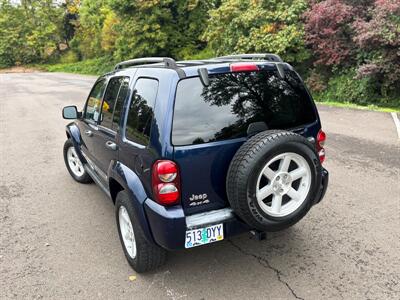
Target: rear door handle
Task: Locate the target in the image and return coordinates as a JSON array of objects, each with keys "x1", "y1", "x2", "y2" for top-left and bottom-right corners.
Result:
[
  {"x1": 85, "y1": 130, "x2": 93, "y2": 137},
  {"x1": 105, "y1": 141, "x2": 118, "y2": 151}
]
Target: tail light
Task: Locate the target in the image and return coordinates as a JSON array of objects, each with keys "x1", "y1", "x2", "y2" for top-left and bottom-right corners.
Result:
[
  {"x1": 230, "y1": 62, "x2": 259, "y2": 72},
  {"x1": 317, "y1": 129, "x2": 326, "y2": 163},
  {"x1": 152, "y1": 160, "x2": 180, "y2": 206}
]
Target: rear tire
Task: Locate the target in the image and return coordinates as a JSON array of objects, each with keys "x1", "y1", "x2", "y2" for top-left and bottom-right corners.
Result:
[
  {"x1": 63, "y1": 139, "x2": 92, "y2": 183},
  {"x1": 115, "y1": 191, "x2": 167, "y2": 273}
]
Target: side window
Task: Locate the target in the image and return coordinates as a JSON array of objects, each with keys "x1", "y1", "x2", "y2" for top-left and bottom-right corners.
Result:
[
  {"x1": 100, "y1": 77, "x2": 129, "y2": 129},
  {"x1": 125, "y1": 78, "x2": 158, "y2": 145},
  {"x1": 112, "y1": 78, "x2": 130, "y2": 130},
  {"x1": 85, "y1": 79, "x2": 107, "y2": 122}
]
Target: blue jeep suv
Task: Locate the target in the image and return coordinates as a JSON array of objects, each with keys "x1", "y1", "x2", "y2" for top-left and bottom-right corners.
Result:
[{"x1": 62, "y1": 54, "x2": 329, "y2": 272}]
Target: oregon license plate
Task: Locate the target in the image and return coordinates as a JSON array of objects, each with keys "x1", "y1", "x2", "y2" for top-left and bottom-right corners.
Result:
[{"x1": 185, "y1": 224, "x2": 224, "y2": 248}]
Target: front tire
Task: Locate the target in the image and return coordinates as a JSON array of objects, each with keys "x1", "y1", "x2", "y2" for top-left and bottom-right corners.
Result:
[
  {"x1": 115, "y1": 191, "x2": 167, "y2": 273},
  {"x1": 63, "y1": 139, "x2": 92, "y2": 183}
]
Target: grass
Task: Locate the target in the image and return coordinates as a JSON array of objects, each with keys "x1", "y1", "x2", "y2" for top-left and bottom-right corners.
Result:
[
  {"x1": 316, "y1": 100, "x2": 400, "y2": 113},
  {"x1": 40, "y1": 56, "x2": 115, "y2": 76}
]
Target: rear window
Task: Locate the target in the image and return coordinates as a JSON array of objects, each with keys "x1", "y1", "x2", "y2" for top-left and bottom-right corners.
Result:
[{"x1": 172, "y1": 69, "x2": 316, "y2": 146}]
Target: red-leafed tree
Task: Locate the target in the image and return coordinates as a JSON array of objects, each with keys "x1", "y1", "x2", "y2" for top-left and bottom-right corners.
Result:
[
  {"x1": 304, "y1": 0, "x2": 355, "y2": 67},
  {"x1": 353, "y1": 0, "x2": 400, "y2": 95},
  {"x1": 304, "y1": 0, "x2": 400, "y2": 103}
]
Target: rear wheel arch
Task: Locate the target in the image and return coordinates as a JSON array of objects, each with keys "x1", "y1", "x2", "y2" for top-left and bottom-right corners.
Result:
[{"x1": 107, "y1": 167, "x2": 156, "y2": 245}]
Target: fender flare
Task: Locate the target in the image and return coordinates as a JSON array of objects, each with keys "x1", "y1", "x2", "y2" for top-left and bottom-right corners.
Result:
[
  {"x1": 65, "y1": 122, "x2": 86, "y2": 163},
  {"x1": 108, "y1": 161, "x2": 155, "y2": 244}
]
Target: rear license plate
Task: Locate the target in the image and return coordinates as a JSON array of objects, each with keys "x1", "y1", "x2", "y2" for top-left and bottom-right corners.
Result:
[{"x1": 185, "y1": 224, "x2": 224, "y2": 248}]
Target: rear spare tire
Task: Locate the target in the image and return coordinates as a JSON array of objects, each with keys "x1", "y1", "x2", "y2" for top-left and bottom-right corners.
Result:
[{"x1": 226, "y1": 130, "x2": 322, "y2": 231}]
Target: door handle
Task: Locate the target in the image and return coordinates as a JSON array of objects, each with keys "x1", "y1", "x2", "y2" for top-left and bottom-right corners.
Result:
[
  {"x1": 105, "y1": 141, "x2": 118, "y2": 151},
  {"x1": 85, "y1": 130, "x2": 93, "y2": 137}
]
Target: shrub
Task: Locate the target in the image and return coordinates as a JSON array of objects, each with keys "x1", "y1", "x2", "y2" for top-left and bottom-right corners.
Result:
[
  {"x1": 47, "y1": 56, "x2": 115, "y2": 75},
  {"x1": 59, "y1": 51, "x2": 79, "y2": 64},
  {"x1": 312, "y1": 70, "x2": 399, "y2": 107}
]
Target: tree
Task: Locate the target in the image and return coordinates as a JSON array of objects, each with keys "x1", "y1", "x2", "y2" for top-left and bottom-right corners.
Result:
[
  {"x1": 304, "y1": 0, "x2": 400, "y2": 103},
  {"x1": 202, "y1": 0, "x2": 310, "y2": 63},
  {"x1": 0, "y1": 1, "x2": 25, "y2": 67},
  {"x1": 108, "y1": 0, "x2": 212, "y2": 60},
  {"x1": 304, "y1": 0, "x2": 355, "y2": 67},
  {"x1": 353, "y1": 0, "x2": 400, "y2": 96},
  {"x1": 101, "y1": 10, "x2": 119, "y2": 53},
  {"x1": 71, "y1": 0, "x2": 108, "y2": 59},
  {"x1": 0, "y1": 0, "x2": 64, "y2": 66}
]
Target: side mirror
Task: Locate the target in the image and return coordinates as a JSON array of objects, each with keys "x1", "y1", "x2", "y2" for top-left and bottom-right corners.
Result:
[{"x1": 62, "y1": 106, "x2": 80, "y2": 119}]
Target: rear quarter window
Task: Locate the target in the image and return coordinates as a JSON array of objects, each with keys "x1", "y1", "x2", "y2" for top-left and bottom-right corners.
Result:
[{"x1": 172, "y1": 69, "x2": 316, "y2": 146}]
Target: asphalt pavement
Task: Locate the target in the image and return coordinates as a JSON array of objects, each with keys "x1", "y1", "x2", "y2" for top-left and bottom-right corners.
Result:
[{"x1": 1, "y1": 72, "x2": 399, "y2": 300}]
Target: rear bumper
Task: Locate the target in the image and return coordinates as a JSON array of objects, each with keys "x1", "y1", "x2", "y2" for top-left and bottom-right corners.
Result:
[
  {"x1": 314, "y1": 167, "x2": 329, "y2": 204},
  {"x1": 144, "y1": 199, "x2": 249, "y2": 250},
  {"x1": 144, "y1": 167, "x2": 329, "y2": 251}
]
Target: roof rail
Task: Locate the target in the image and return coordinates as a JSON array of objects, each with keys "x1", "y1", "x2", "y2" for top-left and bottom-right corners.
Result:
[
  {"x1": 114, "y1": 57, "x2": 177, "y2": 70},
  {"x1": 214, "y1": 53, "x2": 283, "y2": 63}
]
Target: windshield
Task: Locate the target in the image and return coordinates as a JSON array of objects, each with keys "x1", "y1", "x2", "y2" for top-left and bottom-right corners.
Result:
[{"x1": 172, "y1": 69, "x2": 317, "y2": 146}]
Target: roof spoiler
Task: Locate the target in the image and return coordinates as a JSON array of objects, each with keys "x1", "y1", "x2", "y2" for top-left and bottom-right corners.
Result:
[
  {"x1": 214, "y1": 53, "x2": 283, "y2": 63},
  {"x1": 198, "y1": 68, "x2": 210, "y2": 87}
]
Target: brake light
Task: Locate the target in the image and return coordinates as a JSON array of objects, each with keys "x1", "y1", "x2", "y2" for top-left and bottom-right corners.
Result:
[
  {"x1": 230, "y1": 62, "x2": 259, "y2": 72},
  {"x1": 152, "y1": 160, "x2": 180, "y2": 206},
  {"x1": 317, "y1": 130, "x2": 326, "y2": 163}
]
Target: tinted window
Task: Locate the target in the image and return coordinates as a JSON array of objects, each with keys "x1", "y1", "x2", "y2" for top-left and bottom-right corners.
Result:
[
  {"x1": 112, "y1": 77, "x2": 130, "y2": 130},
  {"x1": 85, "y1": 79, "x2": 107, "y2": 122},
  {"x1": 125, "y1": 78, "x2": 158, "y2": 145},
  {"x1": 100, "y1": 77, "x2": 129, "y2": 130},
  {"x1": 172, "y1": 69, "x2": 316, "y2": 146},
  {"x1": 100, "y1": 77, "x2": 123, "y2": 129}
]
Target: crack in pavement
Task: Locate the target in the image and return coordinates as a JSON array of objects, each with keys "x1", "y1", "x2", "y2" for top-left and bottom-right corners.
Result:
[{"x1": 228, "y1": 240, "x2": 304, "y2": 300}]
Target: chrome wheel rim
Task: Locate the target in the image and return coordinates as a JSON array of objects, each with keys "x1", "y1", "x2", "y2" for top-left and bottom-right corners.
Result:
[
  {"x1": 256, "y1": 152, "x2": 312, "y2": 217},
  {"x1": 67, "y1": 147, "x2": 85, "y2": 177},
  {"x1": 118, "y1": 206, "x2": 137, "y2": 259}
]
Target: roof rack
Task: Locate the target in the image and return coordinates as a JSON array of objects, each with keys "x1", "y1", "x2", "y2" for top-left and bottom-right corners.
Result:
[
  {"x1": 214, "y1": 53, "x2": 283, "y2": 63},
  {"x1": 114, "y1": 57, "x2": 177, "y2": 70}
]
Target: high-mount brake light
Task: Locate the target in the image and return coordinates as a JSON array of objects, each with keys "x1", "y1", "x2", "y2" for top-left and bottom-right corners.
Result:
[
  {"x1": 152, "y1": 160, "x2": 180, "y2": 206},
  {"x1": 230, "y1": 63, "x2": 259, "y2": 72},
  {"x1": 317, "y1": 130, "x2": 327, "y2": 163}
]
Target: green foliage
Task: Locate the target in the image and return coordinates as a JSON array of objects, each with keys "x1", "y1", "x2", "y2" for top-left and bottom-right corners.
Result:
[
  {"x1": 203, "y1": 0, "x2": 310, "y2": 63},
  {"x1": 304, "y1": 0, "x2": 400, "y2": 107},
  {"x1": 110, "y1": 0, "x2": 211, "y2": 60},
  {"x1": 59, "y1": 50, "x2": 80, "y2": 64},
  {"x1": 71, "y1": 0, "x2": 108, "y2": 59},
  {"x1": 101, "y1": 10, "x2": 119, "y2": 53},
  {"x1": 0, "y1": 0, "x2": 65, "y2": 66},
  {"x1": 0, "y1": 1, "x2": 23, "y2": 67},
  {"x1": 313, "y1": 70, "x2": 399, "y2": 108}
]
